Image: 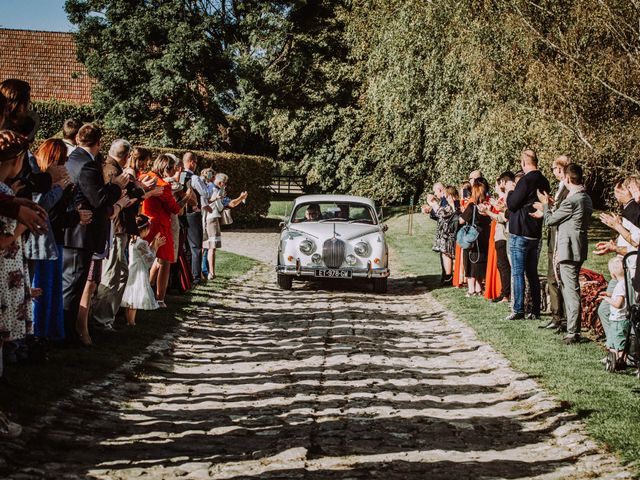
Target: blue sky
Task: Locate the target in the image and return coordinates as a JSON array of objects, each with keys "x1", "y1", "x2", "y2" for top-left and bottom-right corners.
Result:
[{"x1": 0, "y1": 0, "x2": 74, "y2": 32}]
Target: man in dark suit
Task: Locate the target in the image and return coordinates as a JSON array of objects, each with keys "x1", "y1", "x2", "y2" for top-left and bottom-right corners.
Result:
[
  {"x1": 62, "y1": 123, "x2": 127, "y2": 338},
  {"x1": 541, "y1": 155, "x2": 572, "y2": 331}
]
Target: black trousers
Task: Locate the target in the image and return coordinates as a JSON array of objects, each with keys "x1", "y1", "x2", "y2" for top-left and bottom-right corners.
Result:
[
  {"x1": 185, "y1": 212, "x2": 203, "y2": 281},
  {"x1": 62, "y1": 247, "x2": 92, "y2": 332},
  {"x1": 495, "y1": 239, "x2": 511, "y2": 298}
]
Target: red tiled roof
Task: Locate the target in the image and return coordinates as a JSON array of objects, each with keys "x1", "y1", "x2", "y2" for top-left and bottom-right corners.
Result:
[{"x1": 0, "y1": 28, "x2": 95, "y2": 105}]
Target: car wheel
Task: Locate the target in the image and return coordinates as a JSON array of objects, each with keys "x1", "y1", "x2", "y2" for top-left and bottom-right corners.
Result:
[
  {"x1": 277, "y1": 273, "x2": 293, "y2": 290},
  {"x1": 372, "y1": 277, "x2": 388, "y2": 294}
]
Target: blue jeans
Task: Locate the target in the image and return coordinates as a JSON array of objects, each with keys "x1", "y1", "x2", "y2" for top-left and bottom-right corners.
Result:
[
  {"x1": 202, "y1": 248, "x2": 209, "y2": 277},
  {"x1": 509, "y1": 234, "x2": 541, "y2": 315}
]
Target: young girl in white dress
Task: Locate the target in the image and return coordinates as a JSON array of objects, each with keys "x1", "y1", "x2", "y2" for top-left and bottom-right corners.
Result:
[{"x1": 121, "y1": 215, "x2": 166, "y2": 326}]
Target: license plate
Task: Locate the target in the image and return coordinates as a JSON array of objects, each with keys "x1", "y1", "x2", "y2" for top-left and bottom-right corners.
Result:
[{"x1": 314, "y1": 269, "x2": 352, "y2": 278}]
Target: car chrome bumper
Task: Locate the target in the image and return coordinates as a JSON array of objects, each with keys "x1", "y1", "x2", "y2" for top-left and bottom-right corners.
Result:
[{"x1": 276, "y1": 264, "x2": 390, "y2": 279}]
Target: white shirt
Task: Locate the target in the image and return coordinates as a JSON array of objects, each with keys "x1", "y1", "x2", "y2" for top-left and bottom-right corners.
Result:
[
  {"x1": 617, "y1": 218, "x2": 640, "y2": 277},
  {"x1": 554, "y1": 181, "x2": 565, "y2": 201},
  {"x1": 609, "y1": 280, "x2": 627, "y2": 322}
]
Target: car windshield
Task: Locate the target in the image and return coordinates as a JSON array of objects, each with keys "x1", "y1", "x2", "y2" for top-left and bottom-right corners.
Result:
[{"x1": 291, "y1": 202, "x2": 377, "y2": 224}]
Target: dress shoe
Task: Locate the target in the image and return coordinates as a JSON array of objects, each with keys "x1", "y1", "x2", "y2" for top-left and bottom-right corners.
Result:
[
  {"x1": 526, "y1": 313, "x2": 541, "y2": 320},
  {"x1": 563, "y1": 334, "x2": 581, "y2": 345}
]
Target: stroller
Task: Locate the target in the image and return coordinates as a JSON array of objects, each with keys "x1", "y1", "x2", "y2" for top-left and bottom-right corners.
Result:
[{"x1": 605, "y1": 251, "x2": 640, "y2": 377}]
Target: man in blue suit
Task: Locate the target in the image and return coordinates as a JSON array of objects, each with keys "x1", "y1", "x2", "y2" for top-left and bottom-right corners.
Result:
[{"x1": 62, "y1": 123, "x2": 127, "y2": 341}]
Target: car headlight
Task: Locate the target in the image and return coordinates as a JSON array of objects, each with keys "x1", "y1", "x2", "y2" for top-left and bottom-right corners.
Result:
[
  {"x1": 299, "y1": 239, "x2": 315, "y2": 255},
  {"x1": 354, "y1": 241, "x2": 370, "y2": 257},
  {"x1": 311, "y1": 253, "x2": 323, "y2": 264},
  {"x1": 346, "y1": 254, "x2": 357, "y2": 266}
]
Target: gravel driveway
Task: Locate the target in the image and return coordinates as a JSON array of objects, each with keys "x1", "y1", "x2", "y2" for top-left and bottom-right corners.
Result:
[{"x1": 4, "y1": 231, "x2": 633, "y2": 479}]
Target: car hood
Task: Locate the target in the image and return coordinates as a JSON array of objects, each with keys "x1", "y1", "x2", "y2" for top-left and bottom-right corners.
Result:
[{"x1": 285, "y1": 222, "x2": 381, "y2": 241}]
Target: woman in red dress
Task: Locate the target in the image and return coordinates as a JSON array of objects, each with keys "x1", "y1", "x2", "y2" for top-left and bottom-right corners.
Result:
[{"x1": 141, "y1": 154, "x2": 187, "y2": 307}]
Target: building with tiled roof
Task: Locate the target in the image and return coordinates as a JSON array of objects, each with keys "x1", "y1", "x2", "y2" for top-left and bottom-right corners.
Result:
[{"x1": 0, "y1": 28, "x2": 94, "y2": 104}]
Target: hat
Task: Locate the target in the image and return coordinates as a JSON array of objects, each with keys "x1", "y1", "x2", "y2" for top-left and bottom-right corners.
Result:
[{"x1": 0, "y1": 130, "x2": 29, "y2": 163}]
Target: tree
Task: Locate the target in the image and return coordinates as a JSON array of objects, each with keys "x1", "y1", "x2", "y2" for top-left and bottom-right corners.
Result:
[{"x1": 66, "y1": 0, "x2": 233, "y2": 148}]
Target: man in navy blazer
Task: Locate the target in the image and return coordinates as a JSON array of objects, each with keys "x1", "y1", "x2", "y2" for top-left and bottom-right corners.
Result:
[{"x1": 62, "y1": 123, "x2": 126, "y2": 337}]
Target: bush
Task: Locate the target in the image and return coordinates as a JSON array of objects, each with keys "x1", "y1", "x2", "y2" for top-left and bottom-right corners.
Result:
[
  {"x1": 145, "y1": 147, "x2": 274, "y2": 226},
  {"x1": 33, "y1": 100, "x2": 94, "y2": 140}
]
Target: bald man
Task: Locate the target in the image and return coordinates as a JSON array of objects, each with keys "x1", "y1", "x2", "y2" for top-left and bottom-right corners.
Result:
[{"x1": 504, "y1": 149, "x2": 551, "y2": 321}]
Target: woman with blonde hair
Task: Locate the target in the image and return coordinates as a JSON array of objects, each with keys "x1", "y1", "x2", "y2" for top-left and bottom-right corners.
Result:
[{"x1": 142, "y1": 154, "x2": 192, "y2": 306}]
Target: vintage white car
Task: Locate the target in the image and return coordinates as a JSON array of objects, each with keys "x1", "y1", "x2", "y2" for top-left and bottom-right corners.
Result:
[{"x1": 276, "y1": 194, "x2": 390, "y2": 293}]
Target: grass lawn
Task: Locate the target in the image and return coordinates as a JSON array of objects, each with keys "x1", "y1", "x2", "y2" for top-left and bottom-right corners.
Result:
[
  {"x1": 386, "y1": 211, "x2": 640, "y2": 470},
  {"x1": 268, "y1": 199, "x2": 294, "y2": 219},
  {"x1": 0, "y1": 251, "x2": 256, "y2": 421}
]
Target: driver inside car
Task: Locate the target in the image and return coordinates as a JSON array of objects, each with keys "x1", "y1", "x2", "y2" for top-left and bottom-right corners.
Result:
[{"x1": 303, "y1": 204, "x2": 321, "y2": 221}]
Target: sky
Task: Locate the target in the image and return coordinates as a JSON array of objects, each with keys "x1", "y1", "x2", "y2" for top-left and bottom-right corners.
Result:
[{"x1": 0, "y1": 0, "x2": 74, "y2": 32}]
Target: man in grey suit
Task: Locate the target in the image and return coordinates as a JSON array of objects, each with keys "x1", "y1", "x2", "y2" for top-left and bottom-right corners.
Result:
[
  {"x1": 542, "y1": 155, "x2": 572, "y2": 331},
  {"x1": 533, "y1": 164, "x2": 592, "y2": 344}
]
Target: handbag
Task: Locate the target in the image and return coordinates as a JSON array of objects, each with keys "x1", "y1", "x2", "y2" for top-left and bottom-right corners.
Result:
[
  {"x1": 220, "y1": 208, "x2": 233, "y2": 226},
  {"x1": 456, "y1": 205, "x2": 480, "y2": 249}
]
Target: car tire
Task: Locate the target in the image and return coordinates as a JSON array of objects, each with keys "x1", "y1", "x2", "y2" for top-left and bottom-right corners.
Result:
[
  {"x1": 277, "y1": 273, "x2": 293, "y2": 290},
  {"x1": 372, "y1": 277, "x2": 388, "y2": 294}
]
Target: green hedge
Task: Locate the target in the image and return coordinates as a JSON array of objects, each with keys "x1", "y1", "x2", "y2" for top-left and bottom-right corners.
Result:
[
  {"x1": 146, "y1": 147, "x2": 274, "y2": 226},
  {"x1": 33, "y1": 99, "x2": 94, "y2": 140}
]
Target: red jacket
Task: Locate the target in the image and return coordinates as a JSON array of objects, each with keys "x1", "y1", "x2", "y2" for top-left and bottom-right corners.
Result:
[{"x1": 141, "y1": 172, "x2": 181, "y2": 226}]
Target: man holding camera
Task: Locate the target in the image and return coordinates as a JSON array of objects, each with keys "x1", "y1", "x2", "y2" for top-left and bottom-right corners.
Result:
[{"x1": 91, "y1": 139, "x2": 162, "y2": 330}]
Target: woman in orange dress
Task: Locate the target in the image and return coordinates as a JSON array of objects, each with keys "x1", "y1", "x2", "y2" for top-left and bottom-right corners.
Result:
[
  {"x1": 141, "y1": 154, "x2": 188, "y2": 307},
  {"x1": 453, "y1": 182, "x2": 471, "y2": 287}
]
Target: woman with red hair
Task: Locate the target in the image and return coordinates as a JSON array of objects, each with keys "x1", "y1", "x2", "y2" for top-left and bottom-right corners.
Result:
[
  {"x1": 458, "y1": 180, "x2": 491, "y2": 296},
  {"x1": 27, "y1": 139, "x2": 92, "y2": 342}
]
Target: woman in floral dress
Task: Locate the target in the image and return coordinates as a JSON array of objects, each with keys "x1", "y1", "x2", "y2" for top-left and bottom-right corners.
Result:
[
  {"x1": 426, "y1": 186, "x2": 460, "y2": 285},
  {"x1": 0, "y1": 130, "x2": 33, "y2": 377}
]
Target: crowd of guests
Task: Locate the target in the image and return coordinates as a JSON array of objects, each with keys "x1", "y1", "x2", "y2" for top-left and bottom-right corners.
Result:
[
  {"x1": 423, "y1": 148, "x2": 638, "y2": 366},
  {"x1": 0, "y1": 78, "x2": 247, "y2": 437}
]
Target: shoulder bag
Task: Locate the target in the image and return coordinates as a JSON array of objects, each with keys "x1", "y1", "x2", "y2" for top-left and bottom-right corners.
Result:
[{"x1": 456, "y1": 205, "x2": 480, "y2": 249}]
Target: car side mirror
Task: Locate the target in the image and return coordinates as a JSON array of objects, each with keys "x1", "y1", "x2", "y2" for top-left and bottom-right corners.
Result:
[
  {"x1": 381, "y1": 224, "x2": 389, "y2": 232},
  {"x1": 279, "y1": 221, "x2": 286, "y2": 229}
]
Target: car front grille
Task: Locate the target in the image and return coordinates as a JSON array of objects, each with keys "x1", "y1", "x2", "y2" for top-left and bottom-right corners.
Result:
[{"x1": 323, "y1": 238, "x2": 346, "y2": 269}]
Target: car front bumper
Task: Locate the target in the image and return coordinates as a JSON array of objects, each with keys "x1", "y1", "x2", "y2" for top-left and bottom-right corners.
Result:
[{"x1": 276, "y1": 263, "x2": 390, "y2": 279}]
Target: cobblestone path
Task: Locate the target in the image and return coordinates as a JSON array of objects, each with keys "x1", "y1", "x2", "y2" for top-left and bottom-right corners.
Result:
[{"x1": 4, "y1": 256, "x2": 634, "y2": 478}]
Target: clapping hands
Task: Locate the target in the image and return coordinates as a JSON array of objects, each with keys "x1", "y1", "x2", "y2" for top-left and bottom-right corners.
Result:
[
  {"x1": 151, "y1": 233, "x2": 166, "y2": 251},
  {"x1": 593, "y1": 240, "x2": 616, "y2": 256},
  {"x1": 600, "y1": 212, "x2": 623, "y2": 232},
  {"x1": 536, "y1": 189, "x2": 550, "y2": 205}
]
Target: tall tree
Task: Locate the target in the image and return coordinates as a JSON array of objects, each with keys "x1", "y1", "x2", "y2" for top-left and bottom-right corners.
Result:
[{"x1": 66, "y1": 0, "x2": 234, "y2": 148}]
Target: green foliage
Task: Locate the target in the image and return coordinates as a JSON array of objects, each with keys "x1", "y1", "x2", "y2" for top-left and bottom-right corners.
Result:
[
  {"x1": 65, "y1": 0, "x2": 234, "y2": 149},
  {"x1": 33, "y1": 99, "x2": 94, "y2": 140},
  {"x1": 237, "y1": 0, "x2": 640, "y2": 205},
  {"x1": 66, "y1": 1, "x2": 640, "y2": 205},
  {"x1": 145, "y1": 147, "x2": 274, "y2": 225}
]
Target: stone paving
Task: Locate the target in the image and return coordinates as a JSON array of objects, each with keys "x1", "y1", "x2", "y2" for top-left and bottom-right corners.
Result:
[{"x1": 2, "y1": 233, "x2": 635, "y2": 479}]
